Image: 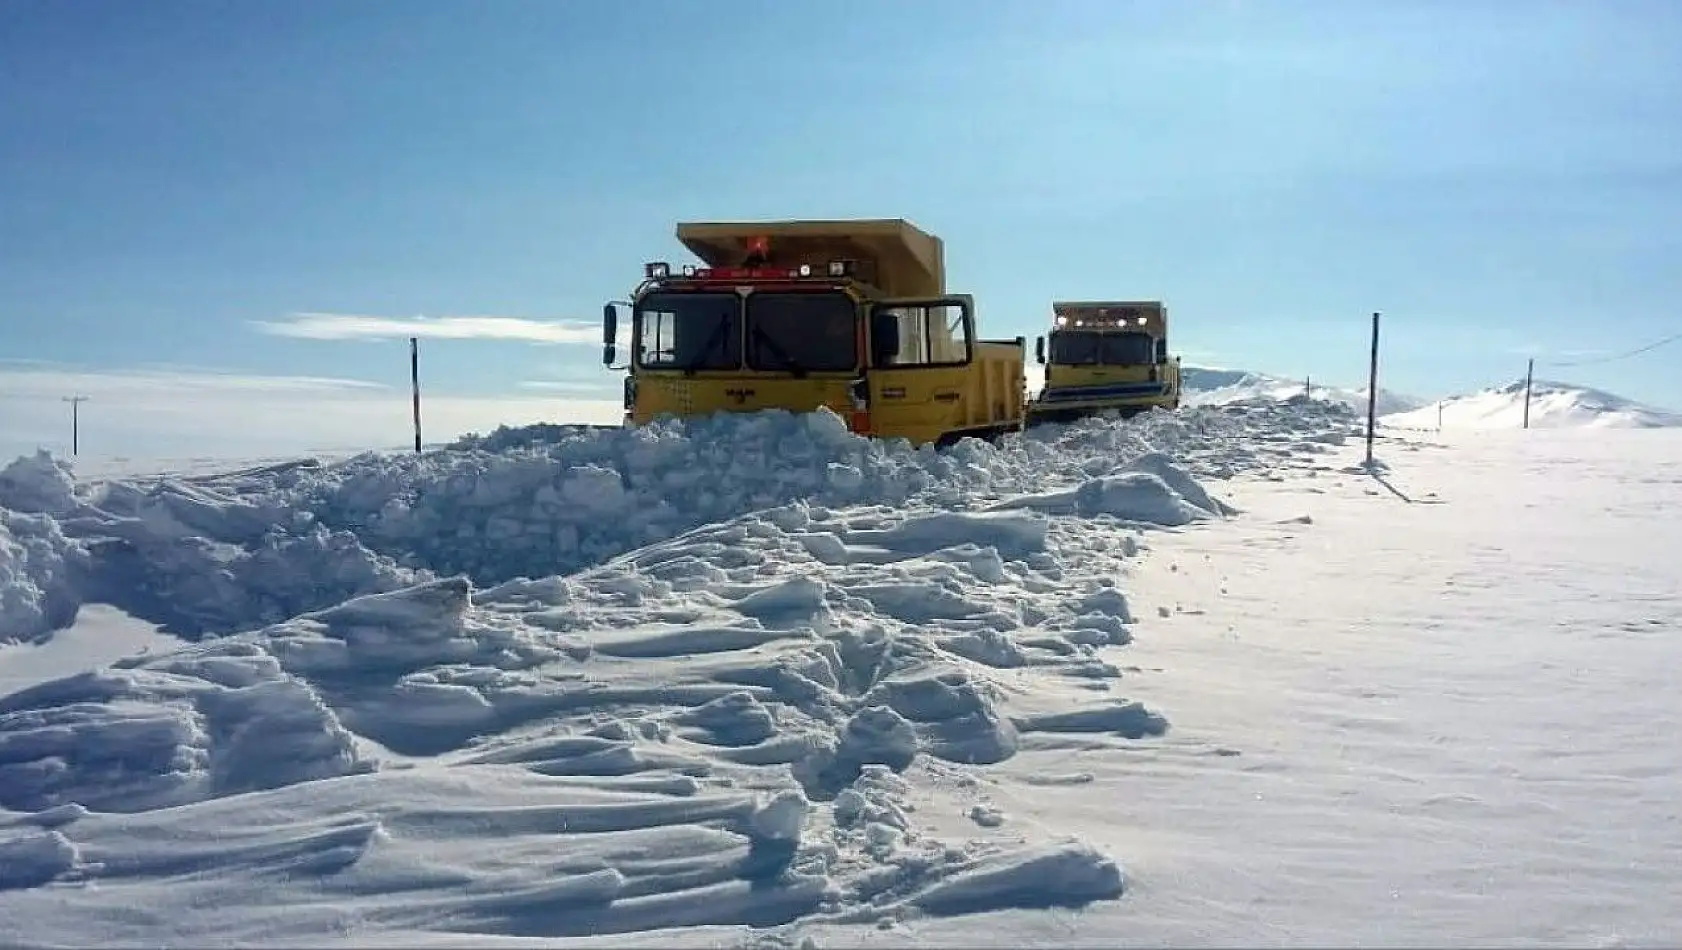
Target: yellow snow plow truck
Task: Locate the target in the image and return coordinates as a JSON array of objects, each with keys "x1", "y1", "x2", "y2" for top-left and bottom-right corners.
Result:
[
  {"x1": 602, "y1": 218, "x2": 1027, "y2": 447},
  {"x1": 1026, "y1": 300, "x2": 1182, "y2": 424}
]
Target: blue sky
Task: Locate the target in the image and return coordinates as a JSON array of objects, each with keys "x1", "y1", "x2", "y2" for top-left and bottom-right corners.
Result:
[{"x1": 2, "y1": 0, "x2": 1680, "y2": 455}]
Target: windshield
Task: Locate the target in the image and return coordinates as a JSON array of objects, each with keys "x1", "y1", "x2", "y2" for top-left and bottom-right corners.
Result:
[
  {"x1": 1100, "y1": 332, "x2": 1157, "y2": 364},
  {"x1": 1049, "y1": 330, "x2": 1158, "y2": 365},
  {"x1": 1048, "y1": 331, "x2": 1100, "y2": 364},
  {"x1": 745, "y1": 291, "x2": 857, "y2": 373},
  {"x1": 635, "y1": 292, "x2": 740, "y2": 370}
]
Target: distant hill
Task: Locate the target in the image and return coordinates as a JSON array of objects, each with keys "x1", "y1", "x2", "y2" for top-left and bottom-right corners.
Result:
[
  {"x1": 1384, "y1": 379, "x2": 1682, "y2": 429},
  {"x1": 1181, "y1": 366, "x2": 1427, "y2": 417}
]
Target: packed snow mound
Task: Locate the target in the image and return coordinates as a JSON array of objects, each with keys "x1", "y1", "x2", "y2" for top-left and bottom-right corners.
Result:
[
  {"x1": 1385, "y1": 379, "x2": 1682, "y2": 430},
  {"x1": 1182, "y1": 365, "x2": 1425, "y2": 416}
]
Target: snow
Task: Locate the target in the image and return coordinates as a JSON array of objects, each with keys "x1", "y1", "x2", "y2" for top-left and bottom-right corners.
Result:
[
  {"x1": 1387, "y1": 378, "x2": 1682, "y2": 430},
  {"x1": 0, "y1": 604, "x2": 181, "y2": 696},
  {"x1": 1, "y1": 401, "x2": 1678, "y2": 946},
  {"x1": 790, "y1": 425, "x2": 1682, "y2": 948},
  {"x1": 1182, "y1": 365, "x2": 1427, "y2": 417}
]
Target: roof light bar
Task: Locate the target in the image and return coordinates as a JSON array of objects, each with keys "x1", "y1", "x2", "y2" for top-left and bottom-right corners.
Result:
[
  {"x1": 648, "y1": 259, "x2": 863, "y2": 282},
  {"x1": 1053, "y1": 313, "x2": 1153, "y2": 329}
]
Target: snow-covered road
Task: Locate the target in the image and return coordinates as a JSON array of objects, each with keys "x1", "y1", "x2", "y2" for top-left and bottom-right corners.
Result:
[{"x1": 815, "y1": 427, "x2": 1682, "y2": 947}]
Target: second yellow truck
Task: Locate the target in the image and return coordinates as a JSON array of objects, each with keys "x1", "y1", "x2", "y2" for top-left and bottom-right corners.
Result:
[
  {"x1": 1026, "y1": 300, "x2": 1183, "y2": 424},
  {"x1": 602, "y1": 218, "x2": 1027, "y2": 447}
]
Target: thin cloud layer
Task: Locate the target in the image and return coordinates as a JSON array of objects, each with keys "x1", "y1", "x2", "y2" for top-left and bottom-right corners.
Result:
[
  {"x1": 254, "y1": 312, "x2": 623, "y2": 345},
  {"x1": 0, "y1": 363, "x2": 621, "y2": 460},
  {"x1": 0, "y1": 363, "x2": 389, "y2": 399}
]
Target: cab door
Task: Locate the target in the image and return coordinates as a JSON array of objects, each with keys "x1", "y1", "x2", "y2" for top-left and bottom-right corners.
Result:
[{"x1": 861, "y1": 296, "x2": 975, "y2": 445}]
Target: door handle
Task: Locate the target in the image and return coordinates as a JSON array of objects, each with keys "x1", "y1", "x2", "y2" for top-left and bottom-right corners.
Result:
[{"x1": 933, "y1": 391, "x2": 960, "y2": 402}]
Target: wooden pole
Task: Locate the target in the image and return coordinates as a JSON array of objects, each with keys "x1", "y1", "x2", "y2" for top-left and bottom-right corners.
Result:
[
  {"x1": 1522, "y1": 357, "x2": 1534, "y2": 429},
  {"x1": 410, "y1": 337, "x2": 422, "y2": 453},
  {"x1": 1364, "y1": 312, "x2": 1380, "y2": 467}
]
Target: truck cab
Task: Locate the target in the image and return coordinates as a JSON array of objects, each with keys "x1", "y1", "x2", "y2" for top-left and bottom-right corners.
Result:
[
  {"x1": 602, "y1": 219, "x2": 1026, "y2": 447},
  {"x1": 1026, "y1": 300, "x2": 1182, "y2": 424}
]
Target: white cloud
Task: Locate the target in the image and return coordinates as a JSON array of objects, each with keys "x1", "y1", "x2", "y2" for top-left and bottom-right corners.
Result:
[
  {"x1": 518, "y1": 379, "x2": 621, "y2": 396},
  {"x1": 253, "y1": 312, "x2": 628, "y2": 346},
  {"x1": 0, "y1": 364, "x2": 622, "y2": 462}
]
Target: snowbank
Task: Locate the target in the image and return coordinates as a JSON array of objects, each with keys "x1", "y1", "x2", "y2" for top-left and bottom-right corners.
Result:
[
  {"x1": 0, "y1": 404, "x2": 1357, "y2": 640},
  {"x1": 1385, "y1": 379, "x2": 1682, "y2": 429},
  {"x1": 299, "y1": 404, "x2": 1351, "y2": 588}
]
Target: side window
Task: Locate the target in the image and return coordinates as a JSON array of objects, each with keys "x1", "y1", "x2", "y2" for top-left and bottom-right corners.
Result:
[
  {"x1": 870, "y1": 299, "x2": 973, "y2": 368},
  {"x1": 638, "y1": 309, "x2": 676, "y2": 364}
]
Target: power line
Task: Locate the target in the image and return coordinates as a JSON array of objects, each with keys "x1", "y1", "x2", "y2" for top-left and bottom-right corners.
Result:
[{"x1": 1539, "y1": 329, "x2": 1682, "y2": 368}]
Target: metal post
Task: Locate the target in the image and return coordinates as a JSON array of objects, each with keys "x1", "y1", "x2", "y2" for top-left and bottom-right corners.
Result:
[
  {"x1": 1522, "y1": 357, "x2": 1534, "y2": 430},
  {"x1": 1364, "y1": 312, "x2": 1380, "y2": 467},
  {"x1": 1305, "y1": 376, "x2": 1311, "y2": 398},
  {"x1": 410, "y1": 337, "x2": 422, "y2": 453},
  {"x1": 1437, "y1": 401, "x2": 1444, "y2": 431},
  {"x1": 63, "y1": 395, "x2": 89, "y2": 456}
]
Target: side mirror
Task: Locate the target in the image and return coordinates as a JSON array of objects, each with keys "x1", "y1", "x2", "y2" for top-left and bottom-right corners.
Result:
[
  {"x1": 1034, "y1": 336, "x2": 1046, "y2": 364},
  {"x1": 602, "y1": 303, "x2": 621, "y2": 367},
  {"x1": 870, "y1": 310, "x2": 901, "y2": 364}
]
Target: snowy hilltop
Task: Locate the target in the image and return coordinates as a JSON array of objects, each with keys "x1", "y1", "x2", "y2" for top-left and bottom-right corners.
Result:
[
  {"x1": 1181, "y1": 366, "x2": 1427, "y2": 417},
  {"x1": 1385, "y1": 378, "x2": 1682, "y2": 429}
]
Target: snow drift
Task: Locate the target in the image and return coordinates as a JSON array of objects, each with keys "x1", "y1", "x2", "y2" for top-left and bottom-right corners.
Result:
[
  {"x1": 1385, "y1": 379, "x2": 1682, "y2": 429},
  {"x1": 0, "y1": 401, "x2": 1364, "y2": 943}
]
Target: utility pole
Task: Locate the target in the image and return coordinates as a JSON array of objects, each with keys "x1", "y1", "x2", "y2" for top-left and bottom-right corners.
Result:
[
  {"x1": 410, "y1": 337, "x2": 422, "y2": 453},
  {"x1": 1522, "y1": 357, "x2": 1535, "y2": 430},
  {"x1": 63, "y1": 395, "x2": 89, "y2": 456},
  {"x1": 1364, "y1": 312, "x2": 1380, "y2": 467}
]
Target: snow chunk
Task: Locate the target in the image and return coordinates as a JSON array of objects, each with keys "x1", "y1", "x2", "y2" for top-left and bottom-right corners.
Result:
[
  {"x1": 0, "y1": 510, "x2": 85, "y2": 643},
  {"x1": 0, "y1": 452, "x2": 79, "y2": 517},
  {"x1": 989, "y1": 471, "x2": 1215, "y2": 525},
  {"x1": 911, "y1": 840, "x2": 1125, "y2": 914}
]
